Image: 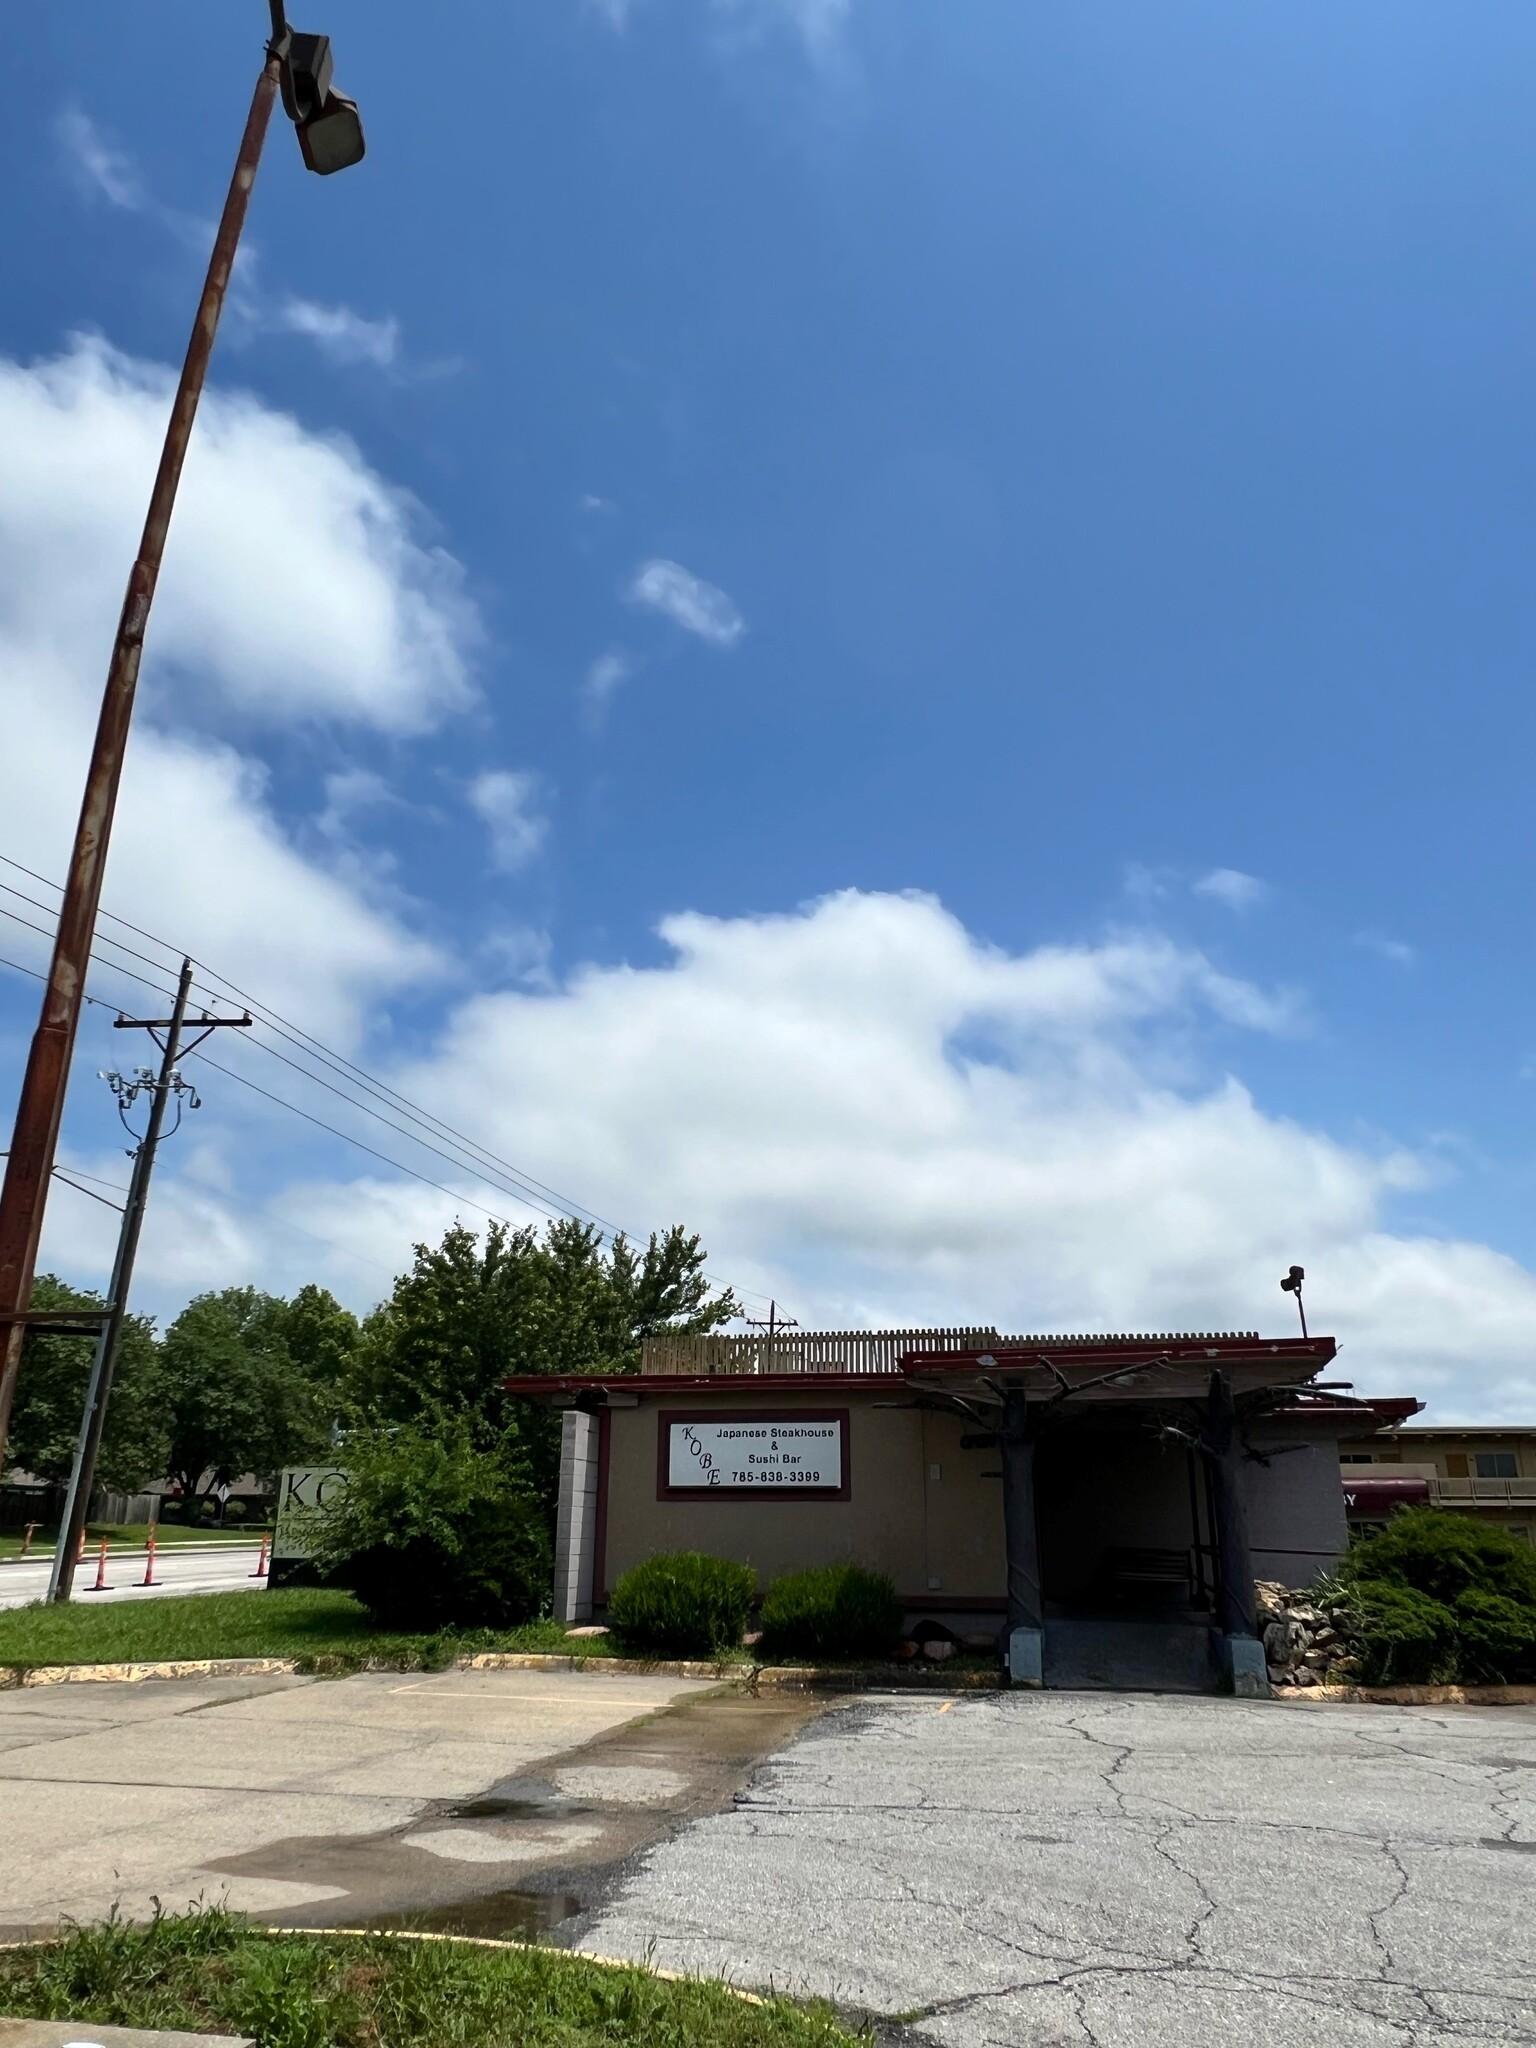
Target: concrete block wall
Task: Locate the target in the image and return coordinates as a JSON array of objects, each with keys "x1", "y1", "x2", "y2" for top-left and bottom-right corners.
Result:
[{"x1": 553, "y1": 1410, "x2": 601, "y2": 1622}]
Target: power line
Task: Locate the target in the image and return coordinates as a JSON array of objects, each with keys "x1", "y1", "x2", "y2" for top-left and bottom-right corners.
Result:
[
  {"x1": 0, "y1": 902, "x2": 183, "y2": 1011},
  {"x1": 187, "y1": 1042, "x2": 551, "y2": 1236},
  {"x1": 0, "y1": 863, "x2": 762, "y2": 1310}
]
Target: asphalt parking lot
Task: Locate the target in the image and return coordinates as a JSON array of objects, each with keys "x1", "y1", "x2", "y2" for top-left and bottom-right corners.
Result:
[{"x1": 581, "y1": 1691, "x2": 1536, "y2": 2048}]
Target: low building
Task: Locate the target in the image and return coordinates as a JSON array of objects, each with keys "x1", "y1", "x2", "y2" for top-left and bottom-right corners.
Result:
[
  {"x1": 507, "y1": 1323, "x2": 1396, "y2": 1696},
  {"x1": 1338, "y1": 1422, "x2": 1536, "y2": 1545}
]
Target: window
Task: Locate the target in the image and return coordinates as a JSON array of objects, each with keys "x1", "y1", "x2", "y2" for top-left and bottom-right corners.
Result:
[
  {"x1": 1476, "y1": 1452, "x2": 1519, "y2": 1479},
  {"x1": 1340, "y1": 1454, "x2": 1375, "y2": 1465}
]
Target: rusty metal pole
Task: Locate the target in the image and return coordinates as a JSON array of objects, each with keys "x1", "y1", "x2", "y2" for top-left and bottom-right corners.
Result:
[{"x1": 0, "y1": 55, "x2": 282, "y2": 1477}]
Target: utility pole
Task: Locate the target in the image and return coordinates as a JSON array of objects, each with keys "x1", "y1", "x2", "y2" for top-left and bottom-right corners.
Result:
[
  {"x1": 47, "y1": 961, "x2": 250, "y2": 1602},
  {"x1": 745, "y1": 1300, "x2": 799, "y2": 1374},
  {"x1": 0, "y1": 4, "x2": 366, "y2": 1481}
]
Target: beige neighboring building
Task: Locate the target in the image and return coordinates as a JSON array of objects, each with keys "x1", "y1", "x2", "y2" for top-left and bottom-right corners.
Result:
[{"x1": 1337, "y1": 1420, "x2": 1536, "y2": 1545}]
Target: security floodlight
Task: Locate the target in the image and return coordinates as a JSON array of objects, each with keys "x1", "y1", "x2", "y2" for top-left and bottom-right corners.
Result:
[
  {"x1": 297, "y1": 93, "x2": 365, "y2": 175},
  {"x1": 269, "y1": 9, "x2": 366, "y2": 175},
  {"x1": 1280, "y1": 1264, "x2": 1308, "y2": 1338}
]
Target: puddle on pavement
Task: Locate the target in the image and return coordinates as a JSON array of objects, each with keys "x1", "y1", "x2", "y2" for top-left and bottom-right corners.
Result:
[
  {"x1": 444, "y1": 1796, "x2": 591, "y2": 1821},
  {"x1": 1481, "y1": 1837, "x2": 1536, "y2": 1854},
  {"x1": 374, "y1": 1888, "x2": 583, "y2": 1939},
  {"x1": 211, "y1": 1686, "x2": 833, "y2": 1938}
]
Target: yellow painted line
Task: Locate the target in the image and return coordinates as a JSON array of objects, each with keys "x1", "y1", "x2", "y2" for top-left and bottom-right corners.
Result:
[{"x1": 937, "y1": 1698, "x2": 955, "y2": 1714}]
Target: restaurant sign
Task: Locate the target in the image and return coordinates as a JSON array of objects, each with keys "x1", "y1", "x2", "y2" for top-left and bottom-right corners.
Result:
[{"x1": 660, "y1": 1411, "x2": 848, "y2": 1498}]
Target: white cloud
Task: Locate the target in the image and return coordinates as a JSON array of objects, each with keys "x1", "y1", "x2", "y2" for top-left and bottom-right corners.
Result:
[
  {"x1": 0, "y1": 336, "x2": 476, "y2": 734},
  {"x1": 469, "y1": 771, "x2": 548, "y2": 874},
  {"x1": 588, "y1": 0, "x2": 850, "y2": 52},
  {"x1": 581, "y1": 647, "x2": 634, "y2": 728},
  {"x1": 237, "y1": 888, "x2": 1520, "y2": 1421},
  {"x1": 0, "y1": 335, "x2": 470, "y2": 1044},
  {"x1": 273, "y1": 299, "x2": 400, "y2": 369},
  {"x1": 317, "y1": 769, "x2": 396, "y2": 842},
  {"x1": 1193, "y1": 868, "x2": 1269, "y2": 913},
  {"x1": 628, "y1": 558, "x2": 745, "y2": 646},
  {"x1": 55, "y1": 112, "x2": 403, "y2": 374},
  {"x1": 55, "y1": 887, "x2": 1536, "y2": 1420},
  {"x1": 1356, "y1": 930, "x2": 1416, "y2": 968},
  {"x1": 56, "y1": 107, "x2": 142, "y2": 211}
]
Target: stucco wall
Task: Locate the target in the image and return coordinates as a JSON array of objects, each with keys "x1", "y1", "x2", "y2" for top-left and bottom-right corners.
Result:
[
  {"x1": 590, "y1": 1389, "x2": 1352, "y2": 1607},
  {"x1": 1243, "y1": 1430, "x2": 1349, "y2": 1583},
  {"x1": 600, "y1": 1393, "x2": 1005, "y2": 1605}
]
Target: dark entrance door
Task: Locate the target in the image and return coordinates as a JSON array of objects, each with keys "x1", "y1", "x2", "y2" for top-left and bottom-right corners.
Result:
[{"x1": 1032, "y1": 1422, "x2": 1218, "y2": 1691}]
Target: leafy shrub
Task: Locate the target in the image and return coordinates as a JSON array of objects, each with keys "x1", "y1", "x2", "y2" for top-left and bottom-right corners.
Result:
[
  {"x1": 306, "y1": 1418, "x2": 551, "y2": 1632},
  {"x1": 1348, "y1": 1581, "x2": 1457, "y2": 1684},
  {"x1": 759, "y1": 1564, "x2": 904, "y2": 1661},
  {"x1": 222, "y1": 1499, "x2": 248, "y2": 1524},
  {"x1": 1339, "y1": 1508, "x2": 1536, "y2": 1684},
  {"x1": 608, "y1": 1551, "x2": 755, "y2": 1655},
  {"x1": 1455, "y1": 1588, "x2": 1536, "y2": 1683}
]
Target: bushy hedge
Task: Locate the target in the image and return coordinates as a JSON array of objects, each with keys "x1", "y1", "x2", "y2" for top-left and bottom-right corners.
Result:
[
  {"x1": 1339, "y1": 1508, "x2": 1536, "y2": 1684},
  {"x1": 607, "y1": 1551, "x2": 755, "y2": 1655},
  {"x1": 306, "y1": 1418, "x2": 551, "y2": 1632},
  {"x1": 759, "y1": 1563, "x2": 903, "y2": 1661}
]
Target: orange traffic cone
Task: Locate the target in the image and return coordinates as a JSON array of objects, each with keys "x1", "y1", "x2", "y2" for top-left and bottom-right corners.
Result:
[
  {"x1": 82, "y1": 1537, "x2": 110, "y2": 1593},
  {"x1": 251, "y1": 1533, "x2": 271, "y2": 1579},
  {"x1": 141, "y1": 1533, "x2": 159, "y2": 1588}
]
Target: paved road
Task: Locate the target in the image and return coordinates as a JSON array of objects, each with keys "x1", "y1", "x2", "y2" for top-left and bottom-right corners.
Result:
[
  {"x1": 0, "y1": 1665, "x2": 712, "y2": 1934},
  {"x1": 581, "y1": 1690, "x2": 1536, "y2": 2047},
  {"x1": 0, "y1": 1544, "x2": 265, "y2": 1612}
]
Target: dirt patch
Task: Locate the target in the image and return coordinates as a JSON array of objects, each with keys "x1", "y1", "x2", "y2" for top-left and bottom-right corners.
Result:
[{"x1": 208, "y1": 1687, "x2": 829, "y2": 1939}]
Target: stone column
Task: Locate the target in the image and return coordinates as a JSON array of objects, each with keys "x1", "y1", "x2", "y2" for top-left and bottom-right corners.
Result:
[
  {"x1": 553, "y1": 1409, "x2": 601, "y2": 1623},
  {"x1": 1000, "y1": 1386, "x2": 1045, "y2": 1685},
  {"x1": 1204, "y1": 1369, "x2": 1268, "y2": 1696}
]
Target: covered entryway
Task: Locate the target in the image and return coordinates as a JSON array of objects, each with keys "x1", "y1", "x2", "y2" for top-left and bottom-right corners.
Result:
[{"x1": 1034, "y1": 1420, "x2": 1218, "y2": 1691}]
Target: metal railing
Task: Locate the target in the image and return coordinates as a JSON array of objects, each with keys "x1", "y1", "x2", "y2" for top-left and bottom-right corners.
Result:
[{"x1": 1429, "y1": 1476, "x2": 1536, "y2": 1505}]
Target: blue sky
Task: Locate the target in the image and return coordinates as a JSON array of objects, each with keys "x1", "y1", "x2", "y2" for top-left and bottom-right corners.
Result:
[{"x1": 2, "y1": 0, "x2": 1535, "y2": 1417}]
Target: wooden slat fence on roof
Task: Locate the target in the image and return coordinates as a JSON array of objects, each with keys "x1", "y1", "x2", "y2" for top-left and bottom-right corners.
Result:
[{"x1": 638, "y1": 1327, "x2": 999, "y2": 1377}]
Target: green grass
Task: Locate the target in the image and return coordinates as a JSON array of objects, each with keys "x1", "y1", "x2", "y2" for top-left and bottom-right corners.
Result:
[
  {"x1": 0, "y1": 1522, "x2": 262, "y2": 1559},
  {"x1": 0, "y1": 1579, "x2": 989, "y2": 1676},
  {"x1": 0, "y1": 1587, "x2": 656, "y2": 1672},
  {"x1": 0, "y1": 1907, "x2": 864, "y2": 2048}
]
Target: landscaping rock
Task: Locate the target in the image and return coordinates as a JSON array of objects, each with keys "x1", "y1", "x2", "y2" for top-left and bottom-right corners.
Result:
[
  {"x1": 1255, "y1": 1580, "x2": 1361, "y2": 1688},
  {"x1": 922, "y1": 1638, "x2": 957, "y2": 1662}
]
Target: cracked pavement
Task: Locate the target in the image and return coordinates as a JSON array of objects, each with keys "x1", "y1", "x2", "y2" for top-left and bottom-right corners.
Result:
[{"x1": 578, "y1": 1691, "x2": 1536, "y2": 2046}]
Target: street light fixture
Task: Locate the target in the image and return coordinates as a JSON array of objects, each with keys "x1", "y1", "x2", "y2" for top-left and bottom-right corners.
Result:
[
  {"x1": 269, "y1": 7, "x2": 367, "y2": 175},
  {"x1": 0, "y1": 7, "x2": 367, "y2": 1477},
  {"x1": 1280, "y1": 1264, "x2": 1308, "y2": 1339}
]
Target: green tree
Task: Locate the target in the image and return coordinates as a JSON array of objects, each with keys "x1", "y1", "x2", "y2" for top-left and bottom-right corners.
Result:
[
  {"x1": 3, "y1": 1274, "x2": 165, "y2": 1492},
  {"x1": 277, "y1": 1284, "x2": 361, "y2": 1399},
  {"x1": 149, "y1": 1287, "x2": 333, "y2": 1504},
  {"x1": 343, "y1": 1218, "x2": 738, "y2": 1517}
]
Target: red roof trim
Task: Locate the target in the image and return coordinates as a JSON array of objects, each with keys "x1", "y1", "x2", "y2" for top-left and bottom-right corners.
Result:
[
  {"x1": 902, "y1": 1335, "x2": 1337, "y2": 1371},
  {"x1": 503, "y1": 1332, "x2": 1340, "y2": 1399}
]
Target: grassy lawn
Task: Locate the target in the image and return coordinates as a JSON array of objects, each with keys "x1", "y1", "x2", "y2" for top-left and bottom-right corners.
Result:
[
  {"x1": 0, "y1": 1908, "x2": 863, "y2": 2048},
  {"x1": 0, "y1": 1586, "x2": 640, "y2": 1671},
  {"x1": 0, "y1": 1522, "x2": 263, "y2": 1559}
]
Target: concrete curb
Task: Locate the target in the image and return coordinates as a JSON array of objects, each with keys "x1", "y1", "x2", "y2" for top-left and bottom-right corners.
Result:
[
  {"x1": 0, "y1": 1657, "x2": 298, "y2": 1690},
  {"x1": 1, "y1": 1926, "x2": 767, "y2": 2010},
  {"x1": 1272, "y1": 1681, "x2": 1536, "y2": 1706},
  {"x1": 0, "y1": 1649, "x2": 1007, "y2": 1691}
]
